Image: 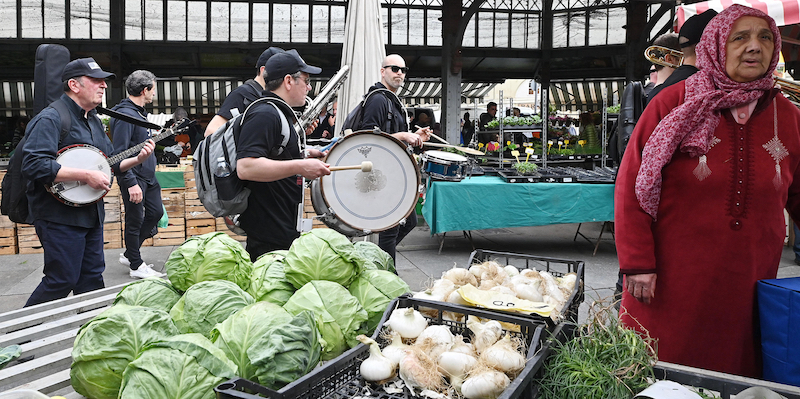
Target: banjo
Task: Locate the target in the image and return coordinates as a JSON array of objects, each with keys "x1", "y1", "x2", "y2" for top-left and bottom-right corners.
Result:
[{"x1": 47, "y1": 118, "x2": 192, "y2": 207}]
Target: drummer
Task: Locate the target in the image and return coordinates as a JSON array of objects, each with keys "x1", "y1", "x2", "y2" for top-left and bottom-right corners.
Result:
[
  {"x1": 236, "y1": 50, "x2": 330, "y2": 261},
  {"x1": 356, "y1": 54, "x2": 431, "y2": 262}
]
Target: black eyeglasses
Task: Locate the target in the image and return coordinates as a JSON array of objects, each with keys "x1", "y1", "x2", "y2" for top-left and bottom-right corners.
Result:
[{"x1": 383, "y1": 65, "x2": 409, "y2": 74}]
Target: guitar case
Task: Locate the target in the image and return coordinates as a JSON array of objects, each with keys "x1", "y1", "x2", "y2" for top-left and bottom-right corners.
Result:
[{"x1": 33, "y1": 44, "x2": 70, "y2": 115}]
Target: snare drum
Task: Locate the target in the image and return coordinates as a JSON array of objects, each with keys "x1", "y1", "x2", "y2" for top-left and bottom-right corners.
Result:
[
  {"x1": 422, "y1": 150, "x2": 468, "y2": 181},
  {"x1": 311, "y1": 131, "x2": 420, "y2": 237}
]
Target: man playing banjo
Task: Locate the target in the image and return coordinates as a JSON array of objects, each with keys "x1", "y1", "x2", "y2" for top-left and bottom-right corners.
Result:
[{"x1": 21, "y1": 58, "x2": 155, "y2": 306}]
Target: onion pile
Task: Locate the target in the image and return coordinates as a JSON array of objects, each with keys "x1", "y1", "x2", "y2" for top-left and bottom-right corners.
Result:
[
  {"x1": 359, "y1": 307, "x2": 529, "y2": 399},
  {"x1": 416, "y1": 262, "x2": 578, "y2": 321}
]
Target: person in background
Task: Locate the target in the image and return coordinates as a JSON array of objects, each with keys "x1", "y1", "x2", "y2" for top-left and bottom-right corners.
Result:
[
  {"x1": 616, "y1": 5, "x2": 800, "y2": 377},
  {"x1": 11, "y1": 116, "x2": 29, "y2": 151},
  {"x1": 356, "y1": 54, "x2": 431, "y2": 262},
  {"x1": 110, "y1": 70, "x2": 166, "y2": 279},
  {"x1": 643, "y1": 65, "x2": 658, "y2": 98},
  {"x1": 647, "y1": 9, "x2": 718, "y2": 105},
  {"x1": 235, "y1": 50, "x2": 330, "y2": 261},
  {"x1": 461, "y1": 112, "x2": 475, "y2": 145},
  {"x1": 512, "y1": 107, "x2": 521, "y2": 117},
  {"x1": 309, "y1": 100, "x2": 336, "y2": 139},
  {"x1": 410, "y1": 110, "x2": 431, "y2": 128},
  {"x1": 204, "y1": 47, "x2": 284, "y2": 137},
  {"x1": 171, "y1": 107, "x2": 201, "y2": 155},
  {"x1": 478, "y1": 102, "x2": 497, "y2": 131},
  {"x1": 644, "y1": 32, "x2": 681, "y2": 103},
  {"x1": 22, "y1": 58, "x2": 155, "y2": 306}
]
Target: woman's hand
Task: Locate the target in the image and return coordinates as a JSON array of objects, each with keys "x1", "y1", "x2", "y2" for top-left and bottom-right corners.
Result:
[{"x1": 625, "y1": 273, "x2": 657, "y2": 304}]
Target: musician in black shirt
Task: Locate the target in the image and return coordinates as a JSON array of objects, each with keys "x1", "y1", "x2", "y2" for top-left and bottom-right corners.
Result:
[{"x1": 22, "y1": 58, "x2": 154, "y2": 306}]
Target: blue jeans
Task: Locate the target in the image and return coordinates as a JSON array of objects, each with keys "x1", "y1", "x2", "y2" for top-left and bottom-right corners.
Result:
[
  {"x1": 121, "y1": 180, "x2": 163, "y2": 269},
  {"x1": 25, "y1": 220, "x2": 105, "y2": 307}
]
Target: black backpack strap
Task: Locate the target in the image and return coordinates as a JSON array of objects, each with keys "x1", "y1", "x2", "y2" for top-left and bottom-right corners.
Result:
[{"x1": 49, "y1": 99, "x2": 72, "y2": 145}]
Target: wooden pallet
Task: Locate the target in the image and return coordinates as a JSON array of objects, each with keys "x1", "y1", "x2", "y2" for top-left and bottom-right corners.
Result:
[
  {"x1": 16, "y1": 224, "x2": 42, "y2": 254},
  {"x1": 0, "y1": 283, "x2": 130, "y2": 398},
  {"x1": 102, "y1": 222, "x2": 122, "y2": 249},
  {"x1": 153, "y1": 218, "x2": 186, "y2": 247},
  {"x1": 161, "y1": 190, "x2": 186, "y2": 218},
  {"x1": 186, "y1": 218, "x2": 216, "y2": 237}
]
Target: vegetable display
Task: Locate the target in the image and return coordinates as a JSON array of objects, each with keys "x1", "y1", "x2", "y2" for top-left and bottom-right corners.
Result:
[
  {"x1": 170, "y1": 279, "x2": 255, "y2": 336},
  {"x1": 354, "y1": 241, "x2": 396, "y2": 273},
  {"x1": 70, "y1": 305, "x2": 178, "y2": 399},
  {"x1": 164, "y1": 232, "x2": 253, "y2": 292},
  {"x1": 112, "y1": 277, "x2": 182, "y2": 312},
  {"x1": 284, "y1": 229, "x2": 365, "y2": 289},
  {"x1": 348, "y1": 269, "x2": 411, "y2": 332},
  {"x1": 283, "y1": 280, "x2": 368, "y2": 360},
  {"x1": 118, "y1": 333, "x2": 237, "y2": 399}
]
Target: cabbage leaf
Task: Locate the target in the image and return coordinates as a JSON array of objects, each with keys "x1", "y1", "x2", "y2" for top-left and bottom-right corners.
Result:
[
  {"x1": 164, "y1": 232, "x2": 252, "y2": 292},
  {"x1": 284, "y1": 229, "x2": 363, "y2": 289},
  {"x1": 353, "y1": 241, "x2": 396, "y2": 274},
  {"x1": 349, "y1": 269, "x2": 410, "y2": 333},
  {"x1": 170, "y1": 280, "x2": 254, "y2": 337},
  {"x1": 248, "y1": 310, "x2": 322, "y2": 389},
  {"x1": 247, "y1": 251, "x2": 295, "y2": 306},
  {"x1": 113, "y1": 277, "x2": 182, "y2": 312}
]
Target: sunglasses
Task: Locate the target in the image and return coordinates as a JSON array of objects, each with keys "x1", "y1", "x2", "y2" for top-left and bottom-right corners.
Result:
[{"x1": 383, "y1": 65, "x2": 409, "y2": 74}]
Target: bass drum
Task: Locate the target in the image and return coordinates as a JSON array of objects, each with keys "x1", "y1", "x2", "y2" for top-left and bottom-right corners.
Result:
[{"x1": 311, "y1": 131, "x2": 420, "y2": 237}]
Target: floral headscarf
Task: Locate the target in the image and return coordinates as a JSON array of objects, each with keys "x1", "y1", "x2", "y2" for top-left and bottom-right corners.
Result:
[{"x1": 634, "y1": 4, "x2": 781, "y2": 219}]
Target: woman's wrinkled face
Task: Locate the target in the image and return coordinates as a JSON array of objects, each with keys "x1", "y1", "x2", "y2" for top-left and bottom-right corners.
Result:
[{"x1": 725, "y1": 16, "x2": 775, "y2": 83}]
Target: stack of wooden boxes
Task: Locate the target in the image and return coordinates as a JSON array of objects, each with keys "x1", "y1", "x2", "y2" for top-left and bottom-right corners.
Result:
[
  {"x1": 103, "y1": 185, "x2": 123, "y2": 249},
  {"x1": 0, "y1": 171, "x2": 16, "y2": 254}
]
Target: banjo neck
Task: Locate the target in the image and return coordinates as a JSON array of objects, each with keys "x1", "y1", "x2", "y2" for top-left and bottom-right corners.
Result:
[{"x1": 107, "y1": 120, "x2": 188, "y2": 167}]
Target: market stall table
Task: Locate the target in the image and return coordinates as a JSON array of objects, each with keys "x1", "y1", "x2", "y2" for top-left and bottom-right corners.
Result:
[{"x1": 421, "y1": 176, "x2": 615, "y2": 253}]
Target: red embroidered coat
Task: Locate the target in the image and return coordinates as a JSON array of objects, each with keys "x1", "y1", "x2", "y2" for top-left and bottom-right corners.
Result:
[{"x1": 615, "y1": 81, "x2": 800, "y2": 377}]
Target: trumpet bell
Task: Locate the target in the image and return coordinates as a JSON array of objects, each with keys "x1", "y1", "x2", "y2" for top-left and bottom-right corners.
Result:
[{"x1": 644, "y1": 45, "x2": 684, "y2": 69}]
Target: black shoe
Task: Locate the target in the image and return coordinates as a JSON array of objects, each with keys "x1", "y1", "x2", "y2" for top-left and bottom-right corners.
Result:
[
  {"x1": 613, "y1": 287, "x2": 622, "y2": 311},
  {"x1": 794, "y1": 257, "x2": 800, "y2": 266}
]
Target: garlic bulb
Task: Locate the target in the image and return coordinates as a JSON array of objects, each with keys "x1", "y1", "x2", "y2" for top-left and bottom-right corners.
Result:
[
  {"x1": 503, "y1": 265, "x2": 520, "y2": 277},
  {"x1": 489, "y1": 285, "x2": 516, "y2": 296},
  {"x1": 381, "y1": 330, "x2": 408, "y2": 367},
  {"x1": 513, "y1": 282, "x2": 544, "y2": 302},
  {"x1": 450, "y1": 334, "x2": 477, "y2": 357},
  {"x1": 415, "y1": 325, "x2": 454, "y2": 359},
  {"x1": 438, "y1": 351, "x2": 478, "y2": 392},
  {"x1": 399, "y1": 347, "x2": 445, "y2": 396},
  {"x1": 388, "y1": 307, "x2": 428, "y2": 339},
  {"x1": 442, "y1": 266, "x2": 478, "y2": 287},
  {"x1": 479, "y1": 334, "x2": 526, "y2": 376},
  {"x1": 467, "y1": 319, "x2": 503, "y2": 354},
  {"x1": 356, "y1": 335, "x2": 396, "y2": 384}
]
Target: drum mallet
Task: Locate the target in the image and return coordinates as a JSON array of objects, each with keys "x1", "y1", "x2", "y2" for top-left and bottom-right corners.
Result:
[{"x1": 329, "y1": 161, "x2": 373, "y2": 172}]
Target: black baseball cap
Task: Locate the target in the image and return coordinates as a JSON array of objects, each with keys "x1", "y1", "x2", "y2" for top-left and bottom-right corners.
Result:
[
  {"x1": 679, "y1": 9, "x2": 718, "y2": 48},
  {"x1": 265, "y1": 49, "x2": 322, "y2": 79},
  {"x1": 62, "y1": 57, "x2": 115, "y2": 81},
  {"x1": 256, "y1": 47, "x2": 284, "y2": 69}
]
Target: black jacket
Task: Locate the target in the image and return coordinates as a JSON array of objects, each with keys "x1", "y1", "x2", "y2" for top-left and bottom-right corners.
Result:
[
  {"x1": 358, "y1": 83, "x2": 407, "y2": 134},
  {"x1": 110, "y1": 98, "x2": 157, "y2": 189}
]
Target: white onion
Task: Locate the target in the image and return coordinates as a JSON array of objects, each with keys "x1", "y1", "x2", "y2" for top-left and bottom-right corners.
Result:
[
  {"x1": 503, "y1": 265, "x2": 520, "y2": 277},
  {"x1": 387, "y1": 307, "x2": 428, "y2": 339},
  {"x1": 540, "y1": 271, "x2": 566, "y2": 304},
  {"x1": 446, "y1": 290, "x2": 470, "y2": 306},
  {"x1": 381, "y1": 331, "x2": 408, "y2": 367},
  {"x1": 461, "y1": 367, "x2": 510, "y2": 399},
  {"x1": 489, "y1": 285, "x2": 516, "y2": 296},
  {"x1": 450, "y1": 334, "x2": 477, "y2": 357},
  {"x1": 467, "y1": 319, "x2": 503, "y2": 354},
  {"x1": 480, "y1": 334, "x2": 526, "y2": 375},
  {"x1": 442, "y1": 266, "x2": 478, "y2": 287},
  {"x1": 438, "y1": 351, "x2": 478, "y2": 392},
  {"x1": 356, "y1": 335, "x2": 396, "y2": 384},
  {"x1": 415, "y1": 325, "x2": 454, "y2": 359},
  {"x1": 399, "y1": 347, "x2": 445, "y2": 396},
  {"x1": 513, "y1": 282, "x2": 544, "y2": 302}
]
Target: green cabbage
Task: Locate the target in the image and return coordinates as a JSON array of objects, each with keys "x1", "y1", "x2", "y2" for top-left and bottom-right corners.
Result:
[
  {"x1": 248, "y1": 310, "x2": 322, "y2": 389},
  {"x1": 348, "y1": 269, "x2": 411, "y2": 333},
  {"x1": 164, "y1": 232, "x2": 253, "y2": 292},
  {"x1": 353, "y1": 241, "x2": 396, "y2": 273},
  {"x1": 283, "y1": 280, "x2": 368, "y2": 360},
  {"x1": 118, "y1": 333, "x2": 237, "y2": 399},
  {"x1": 170, "y1": 280, "x2": 254, "y2": 336},
  {"x1": 209, "y1": 301, "x2": 294, "y2": 381},
  {"x1": 247, "y1": 251, "x2": 296, "y2": 306},
  {"x1": 0, "y1": 345, "x2": 21, "y2": 370},
  {"x1": 284, "y1": 229, "x2": 364, "y2": 289},
  {"x1": 113, "y1": 277, "x2": 182, "y2": 312},
  {"x1": 70, "y1": 305, "x2": 178, "y2": 399}
]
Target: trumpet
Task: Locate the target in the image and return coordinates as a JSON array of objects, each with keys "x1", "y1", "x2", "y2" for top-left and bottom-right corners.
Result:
[
  {"x1": 775, "y1": 76, "x2": 800, "y2": 107},
  {"x1": 644, "y1": 45, "x2": 684, "y2": 69}
]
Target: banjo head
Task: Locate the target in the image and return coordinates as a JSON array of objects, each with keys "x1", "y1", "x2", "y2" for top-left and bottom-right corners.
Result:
[
  {"x1": 50, "y1": 145, "x2": 112, "y2": 206},
  {"x1": 313, "y1": 131, "x2": 420, "y2": 235}
]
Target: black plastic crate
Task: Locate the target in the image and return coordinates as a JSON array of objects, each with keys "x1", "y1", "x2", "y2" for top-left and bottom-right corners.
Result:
[
  {"x1": 467, "y1": 250, "x2": 585, "y2": 325},
  {"x1": 216, "y1": 295, "x2": 549, "y2": 399},
  {"x1": 498, "y1": 169, "x2": 543, "y2": 183}
]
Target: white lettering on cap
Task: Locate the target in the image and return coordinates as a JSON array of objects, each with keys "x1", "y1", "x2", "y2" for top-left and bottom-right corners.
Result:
[{"x1": 88, "y1": 62, "x2": 101, "y2": 70}]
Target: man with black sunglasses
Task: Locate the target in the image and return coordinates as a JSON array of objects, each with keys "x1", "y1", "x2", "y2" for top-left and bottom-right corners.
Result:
[{"x1": 357, "y1": 53, "x2": 431, "y2": 262}]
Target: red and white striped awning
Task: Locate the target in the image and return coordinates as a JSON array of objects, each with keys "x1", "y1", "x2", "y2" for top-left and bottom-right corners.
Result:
[{"x1": 677, "y1": 0, "x2": 800, "y2": 29}]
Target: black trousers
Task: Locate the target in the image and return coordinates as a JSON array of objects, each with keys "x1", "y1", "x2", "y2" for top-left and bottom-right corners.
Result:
[
  {"x1": 121, "y1": 179, "x2": 163, "y2": 269},
  {"x1": 379, "y1": 212, "x2": 417, "y2": 262}
]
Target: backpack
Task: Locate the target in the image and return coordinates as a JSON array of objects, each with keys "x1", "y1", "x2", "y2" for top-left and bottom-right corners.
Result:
[
  {"x1": 1, "y1": 100, "x2": 70, "y2": 223},
  {"x1": 1, "y1": 44, "x2": 70, "y2": 223},
  {"x1": 340, "y1": 88, "x2": 402, "y2": 133},
  {"x1": 609, "y1": 81, "x2": 645, "y2": 164},
  {"x1": 193, "y1": 97, "x2": 292, "y2": 217}
]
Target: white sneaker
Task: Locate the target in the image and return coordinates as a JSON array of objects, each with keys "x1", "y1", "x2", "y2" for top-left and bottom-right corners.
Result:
[
  {"x1": 130, "y1": 264, "x2": 166, "y2": 279},
  {"x1": 119, "y1": 253, "x2": 130, "y2": 266}
]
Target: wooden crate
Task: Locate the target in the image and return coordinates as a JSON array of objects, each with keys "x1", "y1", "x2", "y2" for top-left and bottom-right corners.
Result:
[
  {"x1": 161, "y1": 189, "x2": 186, "y2": 218},
  {"x1": 17, "y1": 224, "x2": 42, "y2": 254},
  {"x1": 185, "y1": 197, "x2": 212, "y2": 220},
  {"x1": 0, "y1": 214, "x2": 15, "y2": 229},
  {"x1": 183, "y1": 165, "x2": 196, "y2": 189},
  {"x1": 186, "y1": 218, "x2": 216, "y2": 237},
  {"x1": 103, "y1": 195, "x2": 122, "y2": 223},
  {"x1": 153, "y1": 217, "x2": 186, "y2": 247},
  {"x1": 103, "y1": 222, "x2": 122, "y2": 249},
  {"x1": 303, "y1": 187, "x2": 326, "y2": 229},
  {"x1": 184, "y1": 186, "x2": 199, "y2": 201},
  {"x1": 0, "y1": 224, "x2": 16, "y2": 255}
]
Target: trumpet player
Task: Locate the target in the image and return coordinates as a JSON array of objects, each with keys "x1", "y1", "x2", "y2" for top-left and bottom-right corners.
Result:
[
  {"x1": 647, "y1": 10, "x2": 718, "y2": 104},
  {"x1": 645, "y1": 33, "x2": 681, "y2": 102},
  {"x1": 235, "y1": 50, "x2": 331, "y2": 260}
]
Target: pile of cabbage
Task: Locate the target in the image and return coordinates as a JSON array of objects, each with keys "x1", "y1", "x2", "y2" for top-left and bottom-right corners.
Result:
[{"x1": 70, "y1": 230, "x2": 409, "y2": 399}]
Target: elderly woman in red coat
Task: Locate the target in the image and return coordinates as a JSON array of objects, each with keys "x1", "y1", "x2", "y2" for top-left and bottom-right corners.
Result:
[{"x1": 615, "y1": 4, "x2": 800, "y2": 377}]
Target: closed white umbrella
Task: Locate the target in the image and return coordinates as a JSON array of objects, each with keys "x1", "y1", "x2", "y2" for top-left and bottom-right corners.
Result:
[{"x1": 336, "y1": 0, "x2": 386, "y2": 136}]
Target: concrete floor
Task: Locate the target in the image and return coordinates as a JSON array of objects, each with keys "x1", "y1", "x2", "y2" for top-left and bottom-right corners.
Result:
[{"x1": 2, "y1": 220, "x2": 800, "y2": 323}]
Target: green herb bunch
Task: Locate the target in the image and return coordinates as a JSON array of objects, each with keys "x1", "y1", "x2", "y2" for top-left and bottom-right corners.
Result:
[
  {"x1": 513, "y1": 162, "x2": 538, "y2": 175},
  {"x1": 538, "y1": 303, "x2": 657, "y2": 399}
]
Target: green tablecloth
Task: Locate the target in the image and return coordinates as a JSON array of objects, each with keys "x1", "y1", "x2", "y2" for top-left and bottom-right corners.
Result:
[
  {"x1": 155, "y1": 171, "x2": 185, "y2": 189},
  {"x1": 421, "y1": 176, "x2": 614, "y2": 235}
]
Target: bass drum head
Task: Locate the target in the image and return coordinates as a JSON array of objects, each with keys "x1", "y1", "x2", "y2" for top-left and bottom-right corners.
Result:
[{"x1": 313, "y1": 131, "x2": 420, "y2": 236}]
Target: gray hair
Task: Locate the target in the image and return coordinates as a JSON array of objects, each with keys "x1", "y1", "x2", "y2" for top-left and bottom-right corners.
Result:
[{"x1": 125, "y1": 70, "x2": 156, "y2": 96}]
